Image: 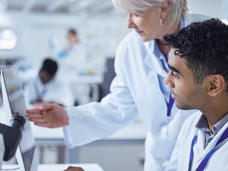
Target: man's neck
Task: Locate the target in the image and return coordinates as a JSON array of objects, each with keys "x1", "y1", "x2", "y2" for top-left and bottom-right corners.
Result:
[{"x1": 201, "y1": 98, "x2": 228, "y2": 131}]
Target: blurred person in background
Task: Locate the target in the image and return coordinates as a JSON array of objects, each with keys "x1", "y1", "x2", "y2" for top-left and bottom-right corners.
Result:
[
  {"x1": 56, "y1": 28, "x2": 89, "y2": 105},
  {"x1": 57, "y1": 28, "x2": 87, "y2": 75},
  {"x1": 24, "y1": 58, "x2": 73, "y2": 107},
  {"x1": 27, "y1": 0, "x2": 210, "y2": 170}
]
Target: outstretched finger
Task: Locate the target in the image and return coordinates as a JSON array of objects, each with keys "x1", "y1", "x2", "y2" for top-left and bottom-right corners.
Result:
[
  {"x1": 27, "y1": 113, "x2": 43, "y2": 119},
  {"x1": 29, "y1": 118, "x2": 46, "y2": 123},
  {"x1": 34, "y1": 121, "x2": 49, "y2": 127},
  {"x1": 26, "y1": 109, "x2": 42, "y2": 114}
]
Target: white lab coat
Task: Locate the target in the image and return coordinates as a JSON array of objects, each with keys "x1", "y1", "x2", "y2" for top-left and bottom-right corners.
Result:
[
  {"x1": 24, "y1": 76, "x2": 74, "y2": 107},
  {"x1": 63, "y1": 13, "x2": 209, "y2": 171},
  {"x1": 57, "y1": 43, "x2": 87, "y2": 76},
  {"x1": 56, "y1": 43, "x2": 88, "y2": 104},
  {"x1": 165, "y1": 112, "x2": 228, "y2": 171}
]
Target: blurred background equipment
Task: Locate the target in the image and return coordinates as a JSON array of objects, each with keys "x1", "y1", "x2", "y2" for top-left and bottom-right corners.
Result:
[{"x1": 98, "y1": 57, "x2": 115, "y2": 101}]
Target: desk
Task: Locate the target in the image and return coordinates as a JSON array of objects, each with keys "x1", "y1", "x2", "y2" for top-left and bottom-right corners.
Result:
[
  {"x1": 31, "y1": 121, "x2": 147, "y2": 163},
  {"x1": 62, "y1": 74, "x2": 103, "y2": 102},
  {"x1": 21, "y1": 67, "x2": 103, "y2": 84},
  {"x1": 21, "y1": 68, "x2": 103, "y2": 103},
  {"x1": 63, "y1": 74, "x2": 103, "y2": 84},
  {"x1": 2, "y1": 164, "x2": 104, "y2": 171}
]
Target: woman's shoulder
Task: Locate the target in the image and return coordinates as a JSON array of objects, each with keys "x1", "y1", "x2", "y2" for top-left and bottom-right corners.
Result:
[
  {"x1": 116, "y1": 30, "x2": 146, "y2": 56},
  {"x1": 118, "y1": 31, "x2": 144, "y2": 48}
]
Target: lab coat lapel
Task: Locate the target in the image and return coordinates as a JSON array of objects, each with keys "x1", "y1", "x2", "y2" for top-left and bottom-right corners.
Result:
[
  {"x1": 195, "y1": 129, "x2": 205, "y2": 156},
  {"x1": 196, "y1": 121, "x2": 228, "y2": 166},
  {"x1": 144, "y1": 41, "x2": 167, "y2": 77},
  {"x1": 141, "y1": 41, "x2": 169, "y2": 130}
]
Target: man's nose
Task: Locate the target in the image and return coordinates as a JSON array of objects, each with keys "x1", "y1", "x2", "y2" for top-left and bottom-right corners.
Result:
[{"x1": 164, "y1": 71, "x2": 174, "y2": 88}]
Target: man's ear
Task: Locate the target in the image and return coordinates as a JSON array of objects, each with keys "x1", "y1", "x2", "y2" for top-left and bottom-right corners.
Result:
[
  {"x1": 160, "y1": 0, "x2": 171, "y2": 20},
  {"x1": 207, "y1": 74, "x2": 225, "y2": 97}
]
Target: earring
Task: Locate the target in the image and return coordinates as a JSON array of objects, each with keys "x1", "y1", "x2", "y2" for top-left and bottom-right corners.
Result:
[{"x1": 160, "y1": 18, "x2": 164, "y2": 26}]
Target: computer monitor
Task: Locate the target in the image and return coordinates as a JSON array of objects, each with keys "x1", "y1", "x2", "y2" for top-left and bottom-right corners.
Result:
[{"x1": 1, "y1": 67, "x2": 38, "y2": 171}]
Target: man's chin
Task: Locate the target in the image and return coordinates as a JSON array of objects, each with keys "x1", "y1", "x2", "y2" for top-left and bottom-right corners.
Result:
[{"x1": 175, "y1": 101, "x2": 192, "y2": 110}]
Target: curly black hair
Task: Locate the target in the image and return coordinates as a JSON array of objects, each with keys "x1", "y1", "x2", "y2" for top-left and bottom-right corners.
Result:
[
  {"x1": 164, "y1": 18, "x2": 228, "y2": 91},
  {"x1": 41, "y1": 58, "x2": 58, "y2": 77}
]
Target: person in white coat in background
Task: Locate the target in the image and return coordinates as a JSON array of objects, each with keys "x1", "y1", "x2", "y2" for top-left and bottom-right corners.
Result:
[
  {"x1": 163, "y1": 18, "x2": 228, "y2": 171},
  {"x1": 56, "y1": 28, "x2": 88, "y2": 105},
  {"x1": 57, "y1": 28, "x2": 87, "y2": 75},
  {"x1": 24, "y1": 58, "x2": 74, "y2": 107},
  {"x1": 26, "y1": 0, "x2": 209, "y2": 170}
]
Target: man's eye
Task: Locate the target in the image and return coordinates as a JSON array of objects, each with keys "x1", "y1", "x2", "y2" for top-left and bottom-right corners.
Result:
[{"x1": 171, "y1": 71, "x2": 180, "y2": 79}]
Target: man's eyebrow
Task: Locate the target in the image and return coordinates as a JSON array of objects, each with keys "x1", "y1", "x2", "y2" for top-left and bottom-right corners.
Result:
[{"x1": 168, "y1": 64, "x2": 181, "y2": 75}]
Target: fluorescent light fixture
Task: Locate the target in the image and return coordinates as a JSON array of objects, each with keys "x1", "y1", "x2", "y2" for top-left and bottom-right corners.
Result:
[{"x1": 0, "y1": 29, "x2": 18, "y2": 50}]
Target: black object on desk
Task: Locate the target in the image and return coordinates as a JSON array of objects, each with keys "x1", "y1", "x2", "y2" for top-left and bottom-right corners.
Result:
[{"x1": 0, "y1": 115, "x2": 25, "y2": 161}]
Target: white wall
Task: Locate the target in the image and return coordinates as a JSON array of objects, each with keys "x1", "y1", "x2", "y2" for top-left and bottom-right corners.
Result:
[
  {"x1": 0, "y1": 0, "x2": 227, "y2": 66},
  {"x1": 188, "y1": 0, "x2": 227, "y2": 19},
  {"x1": 0, "y1": 12, "x2": 128, "y2": 68}
]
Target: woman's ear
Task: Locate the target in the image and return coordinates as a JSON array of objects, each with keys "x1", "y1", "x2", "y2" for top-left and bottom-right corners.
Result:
[
  {"x1": 160, "y1": 0, "x2": 171, "y2": 20},
  {"x1": 208, "y1": 74, "x2": 225, "y2": 97}
]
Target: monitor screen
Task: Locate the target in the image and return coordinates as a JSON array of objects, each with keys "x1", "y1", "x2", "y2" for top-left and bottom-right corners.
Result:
[{"x1": 1, "y1": 67, "x2": 38, "y2": 171}]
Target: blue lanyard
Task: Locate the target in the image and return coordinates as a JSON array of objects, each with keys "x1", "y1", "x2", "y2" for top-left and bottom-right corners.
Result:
[
  {"x1": 188, "y1": 127, "x2": 228, "y2": 171},
  {"x1": 157, "y1": 58, "x2": 174, "y2": 117},
  {"x1": 157, "y1": 74, "x2": 174, "y2": 117},
  {"x1": 160, "y1": 58, "x2": 169, "y2": 73}
]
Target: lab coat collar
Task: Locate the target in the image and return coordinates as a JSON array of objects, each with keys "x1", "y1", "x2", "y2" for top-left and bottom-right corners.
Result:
[
  {"x1": 144, "y1": 41, "x2": 168, "y2": 78},
  {"x1": 195, "y1": 118, "x2": 228, "y2": 165},
  {"x1": 196, "y1": 113, "x2": 228, "y2": 136}
]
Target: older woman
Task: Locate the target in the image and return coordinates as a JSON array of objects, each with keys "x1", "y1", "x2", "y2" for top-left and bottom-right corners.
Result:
[{"x1": 27, "y1": 0, "x2": 209, "y2": 170}]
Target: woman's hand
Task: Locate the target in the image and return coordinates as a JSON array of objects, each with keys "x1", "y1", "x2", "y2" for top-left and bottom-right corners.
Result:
[{"x1": 26, "y1": 103, "x2": 69, "y2": 128}]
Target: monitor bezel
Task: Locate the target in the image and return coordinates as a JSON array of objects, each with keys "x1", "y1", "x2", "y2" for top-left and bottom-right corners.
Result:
[{"x1": 1, "y1": 68, "x2": 38, "y2": 171}]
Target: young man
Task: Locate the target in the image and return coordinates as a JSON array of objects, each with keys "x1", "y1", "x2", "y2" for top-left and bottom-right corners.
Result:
[
  {"x1": 163, "y1": 18, "x2": 228, "y2": 170},
  {"x1": 24, "y1": 58, "x2": 73, "y2": 107}
]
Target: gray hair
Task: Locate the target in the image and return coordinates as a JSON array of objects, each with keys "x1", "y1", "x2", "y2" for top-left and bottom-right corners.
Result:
[{"x1": 112, "y1": 0, "x2": 188, "y2": 25}]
